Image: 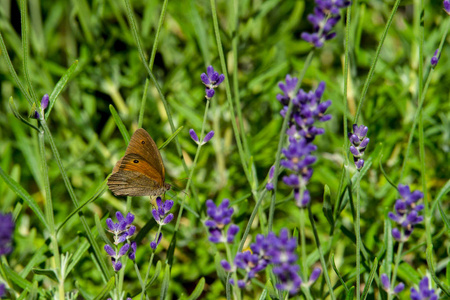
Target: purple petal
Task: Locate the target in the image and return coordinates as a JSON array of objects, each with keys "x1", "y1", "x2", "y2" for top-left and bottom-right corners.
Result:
[
  {"x1": 125, "y1": 212, "x2": 135, "y2": 225},
  {"x1": 104, "y1": 244, "x2": 116, "y2": 257},
  {"x1": 118, "y1": 243, "x2": 130, "y2": 256},
  {"x1": 113, "y1": 260, "x2": 122, "y2": 271},
  {"x1": 309, "y1": 268, "x2": 321, "y2": 283},
  {"x1": 202, "y1": 131, "x2": 215, "y2": 144},
  {"x1": 393, "y1": 282, "x2": 404, "y2": 293},
  {"x1": 381, "y1": 274, "x2": 390, "y2": 290},
  {"x1": 189, "y1": 129, "x2": 199, "y2": 143},
  {"x1": 106, "y1": 218, "x2": 115, "y2": 231},
  {"x1": 152, "y1": 209, "x2": 160, "y2": 222},
  {"x1": 116, "y1": 211, "x2": 125, "y2": 223},
  {"x1": 221, "y1": 260, "x2": 231, "y2": 271},
  {"x1": 164, "y1": 200, "x2": 174, "y2": 211},
  {"x1": 162, "y1": 213, "x2": 174, "y2": 225},
  {"x1": 206, "y1": 88, "x2": 215, "y2": 98},
  {"x1": 201, "y1": 73, "x2": 210, "y2": 85},
  {"x1": 41, "y1": 94, "x2": 49, "y2": 110}
]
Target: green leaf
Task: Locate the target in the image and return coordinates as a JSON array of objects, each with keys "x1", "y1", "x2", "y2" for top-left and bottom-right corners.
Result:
[
  {"x1": 258, "y1": 288, "x2": 268, "y2": 300},
  {"x1": 0, "y1": 166, "x2": 49, "y2": 231},
  {"x1": 66, "y1": 239, "x2": 90, "y2": 276},
  {"x1": 361, "y1": 257, "x2": 378, "y2": 300},
  {"x1": 160, "y1": 264, "x2": 171, "y2": 300},
  {"x1": 322, "y1": 184, "x2": 334, "y2": 233},
  {"x1": 166, "y1": 232, "x2": 177, "y2": 267},
  {"x1": 331, "y1": 253, "x2": 349, "y2": 292},
  {"x1": 345, "y1": 287, "x2": 355, "y2": 300},
  {"x1": 379, "y1": 154, "x2": 397, "y2": 190},
  {"x1": 159, "y1": 126, "x2": 184, "y2": 150},
  {"x1": 447, "y1": 261, "x2": 450, "y2": 286},
  {"x1": 92, "y1": 276, "x2": 115, "y2": 300},
  {"x1": 265, "y1": 279, "x2": 278, "y2": 300},
  {"x1": 187, "y1": 277, "x2": 205, "y2": 300},
  {"x1": 426, "y1": 247, "x2": 450, "y2": 296},
  {"x1": 148, "y1": 260, "x2": 162, "y2": 287},
  {"x1": 32, "y1": 268, "x2": 59, "y2": 282},
  {"x1": 3, "y1": 263, "x2": 32, "y2": 289},
  {"x1": 57, "y1": 177, "x2": 108, "y2": 233},
  {"x1": 384, "y1": 207, "x2": 393, "y2": 278},
  {"x1": 8, "y1": 97, "x2": 40, "y2": 132},
  {"x1": 438, "y1": 201, "x2": 450, "y2": 233},
  {"x1": 109, "y1": 104, "x2": 130, "y2": 144},
  {"x1": 214, "y1": 252, "x2": 227, "y2": 286},
  {"x1": 46, "y1": 60, "x2": 79, "y2": 119}
]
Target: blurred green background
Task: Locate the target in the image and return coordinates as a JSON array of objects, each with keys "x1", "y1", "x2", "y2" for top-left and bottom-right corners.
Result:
[{"x1": 0, "y1": 0, "x2": 449, "y2": 299}]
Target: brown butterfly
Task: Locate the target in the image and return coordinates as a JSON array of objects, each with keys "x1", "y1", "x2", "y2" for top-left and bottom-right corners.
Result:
[{"x1": 107, "y1": 128, "x2": 171, "y2": 197}]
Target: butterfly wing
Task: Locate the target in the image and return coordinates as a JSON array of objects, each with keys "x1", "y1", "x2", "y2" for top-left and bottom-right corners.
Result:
[
  {"x1": 107, "y1": 153, "x2": 165, "y2": 196},
  {"x1": 124, "y1": 128, "x2": 166, "y2": 181}
]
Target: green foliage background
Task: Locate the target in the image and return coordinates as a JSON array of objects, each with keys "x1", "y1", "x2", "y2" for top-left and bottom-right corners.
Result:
[{"x1": 0, "y1": 0, "x2": 449, "y2": 299}]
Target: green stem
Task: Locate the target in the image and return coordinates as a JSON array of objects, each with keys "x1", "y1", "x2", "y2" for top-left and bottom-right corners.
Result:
[
  {"x1": 225, "y1": 242, "x2": 241, "y2": 300},
  {"x1": 307, "y1": 205, "x2": 336, "y2": 300},
  {"x1": 175, "y1": 99, "x2": 210, "y2": 230},
  {"x1": 141, "y1": 224, "x2": 161, "y2": 300},
  {"x1": 353, "y1": 0, "x2": 402, "y2": 123},
  {"x1": 209, "y1": 0, "x2": 251, "y2": 185},
  {"x1": 40, "y1": 119, "x2": 110, "y2": 280},
  {"x1": 268, "y1": 51, "x2": 315, "y2": 231},
  {"x1": 299, "y1": 202, "x2": 307, "y2": 280},
  {"x1": 355, "y1": 171, "x2": 361, "y2": 300},
  {"x1": 388, "y1": 241, "x2": 404, "y2": 300},
  {"x1": 138, "y1": 0, "x2": 169, "y2": 128}
]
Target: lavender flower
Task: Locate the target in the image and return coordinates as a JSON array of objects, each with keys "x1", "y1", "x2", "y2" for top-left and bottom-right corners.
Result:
[
  {"x1": 381, "y1": 273, "x2": 405, "y2": 295},
  {"x1": 31, "y1": 94, "x2": 49, "y2": 119},
  {"x1": 150, "y1": 233, "x2": 162, "y2": 250},
  {"x1": 0, "y1": 283, "x2": 5, "y2": 298},
  {"x1": 189, "y1": 129, "x2": 199, "y2": 143},
  {"x1": 301, "y1": 0, "x2": 351, "y2": 47},
  {"x1": 266, "y1": 166, "x2": 275, "y2": 190},
  {"x1": 201, "y1": 66, "x2": 225, "y2": 99},
  {"x1": 202, "y1": 131, "x2": 215, "y2": 144},
  {"x1": 277, "y1": 77, "x2": 332, "y2": 207},
  {"x1": 444, "y1": 0, "x2": 450, "y2": 15},
  {"x1": 0, "y1": 213, "x2": 14, "y2": 256},
  {"x1": 410, "y1": 277, "x2": 439, "y2": 300},
  {"x1": 205, "y1": 199, "x2": 239, "y2": 243},
  {"x1": 431, "y1": 49, "x2": 440, "y2": 68},
  {"x1": 152, "y1": 197, "x2": 174, "y2": 225},
  {"x1": 104, "y1": 211, "x2": 136, "y2": 271},
  {"x1": 348, "y1": 124, "x2": 369, "y2": 170},
  {"x1": 388, "y1": 184, "x2": 424, "y2": 241}
]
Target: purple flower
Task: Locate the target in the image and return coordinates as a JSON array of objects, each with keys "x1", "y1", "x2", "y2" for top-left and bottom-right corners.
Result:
[
  {"x1": 388, "y1": 184, "x2": 424, "y2": 241},
  {"x1": 266, "y1": 166, "x2": 275, "y2": 190},
  {"x1": 381, "y1": 273, "x2": 405, "y2": 294},
  {"x1": 31, "y1": 94, "x2": 49, "y2": 119},
  {"x1": 410, "y1": 277, "x2": 439, "y2": 300},
  {"x1": 444, "y1": 0, "x2": 450, "y2": 15},
  {"x1": 189, "y1": 129, "x2": 199, "y2": 143},
  {"x1": 348, "y1": 124, "x2": 369, "y2": 170},
  {"x1": 152, "y1": 197, "x2": 174, "y2": 225},
  {"x1": 277, "y1": 75, "x2": 298, "y2": 105},
  {"x1": 106, "y1": 211, "x2": 136, "y2": 244},
  {"x1": 201, "y1": 66, "x2": 225, "y2": 99},
  {"x1": 202, "y1": 131, "x2": 215, "y2": 144},
  {"x1": 150, "y1": 232, "x2": 162, "y2": 250},
  {"x1": 301, "y1": 1, "x2": 351, "y2": 47},
  {"x1": 308, "y1": 268, "x2": 322, "y2": 285},
  {"x1": 431, "y1": 49, "x2": 440, "y2": 68},
  {"x1": 205, "y1": 199, "x2": 239, "y2": 244},
  {"x1": 0, "y1": 213, "x2": 15, "y2": 256},
  {"x1": 128, "y1": 241, "x2": 137, "y2": 260},
  {"x1": 104, "y1": 243, "x2": 130, "y2": 272},
  {"x1": 0, "y1": 283, "x2": 5, "y2": 298}
]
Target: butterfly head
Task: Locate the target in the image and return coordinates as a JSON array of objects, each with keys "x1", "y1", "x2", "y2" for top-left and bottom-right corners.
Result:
[{"x1": 164, "y1": 183, "x2": 172, "y2": 192}]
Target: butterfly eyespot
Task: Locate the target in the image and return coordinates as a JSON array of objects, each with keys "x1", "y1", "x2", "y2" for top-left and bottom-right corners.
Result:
[
  {"x1": 141, "y1": 141, "x2": 145, "y2": 144},
  {"x1": 133, "y1": 159, "x2": 139, "y2": 163}
]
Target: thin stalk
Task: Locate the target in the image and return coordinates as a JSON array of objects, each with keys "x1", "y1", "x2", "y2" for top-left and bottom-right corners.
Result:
[
  {"x1": 138, "y1": 0, "x2": 169, "y2": 128},
  {"x1": 389, "y1": 241, "x2": 404, "y2": 300},
  {"x1": 141, "y1": 224, "x2": 161, "y2": 300},
  {"x1": 225, "y1": 242, "x2": 241, "y2": 300},
  {"x1": 299, "y1": 201, "x2": 307, "y2": 279},
  {"x1": 308, "y1": 205, "x2": 336, "y2": 300},
  {"x1": 355, "y1": 171, "x2": 361, "y2": 300},
  {"x1": 353, "y1": 0, "x2": 402, "y2": 123},
  {"x1": 268, "y1": 51, "x2": 315, "y2": 231},
  {"x1": 40, "y1": 119, "x2": 110, "y2": 280},
  {"x1": 209, "y1": 0, "x2": 252, "y2": 185}
]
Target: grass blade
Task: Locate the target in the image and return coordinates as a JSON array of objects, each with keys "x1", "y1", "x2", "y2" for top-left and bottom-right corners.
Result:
[
  {"x1": 109, "y1": 104, "x2": 130, "y2": 144},
  {"x1": 160, "y1": 264, "x2": 171, "y2": 300},
  {"x1": 187, "y1": 277, "x2": 205, "y2": 300}
]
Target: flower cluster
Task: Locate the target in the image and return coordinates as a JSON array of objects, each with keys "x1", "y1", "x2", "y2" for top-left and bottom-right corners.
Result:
[
  {"x1": 348, "y1": 124, "x2": 369, "y2": 170},
  {"x1": 201, "y1": 66, "x2": 225, "y2": 99},
  {"x1": 205, "y1": 199, "x2": 240, "y2": 244},
  {"x1": 150, "y1": 197, "x2": 174, "y2": 250},
  {"x1": 277, "y1": 76, "x2": 332, "y2": 207},
  {"x1": 104, "y1": 212, "x2": 137, "y2": 271},
  {"x1": 189, "y1": 129, "x2": 215, "y2": 145},
  {"x1": 444, "y1": 0, "x2": 450, "y2": 15},
  {"x1": 221, "y1": 229, "x2": 321, "y2": 294},
  {"x1": 388, "y1": 184, "x2": 424, "y2": 241},
  {"x1": 301, "y1": 0, "x2": 351, "y2": 48},
  {"x1": 31, "y1": 94, "x2": 49, "y2": 119},
  {"x1": 410, "y1": 277, "x2": 439, "y2": 300},
  {"x1": 381, "y1": 273, "x2": 405, "y2": 296},
  {"x1": 0, "y1": 212, "x2": 15, "y2": 256},
  {"x1": 431, "y1": 49, "x2": 440, "y2": 68}
]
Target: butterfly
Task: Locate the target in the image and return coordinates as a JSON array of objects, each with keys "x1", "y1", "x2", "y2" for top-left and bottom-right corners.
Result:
[{"x1": 107, "y1": 128, "x2": 171, "y2": 197}]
